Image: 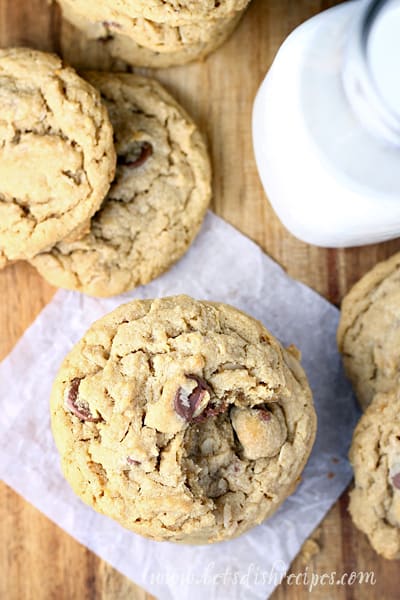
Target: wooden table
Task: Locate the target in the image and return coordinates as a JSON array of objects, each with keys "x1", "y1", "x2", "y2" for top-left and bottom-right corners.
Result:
[{"x1": 1, "y1": 0, "x2": 399, "y2": 598}]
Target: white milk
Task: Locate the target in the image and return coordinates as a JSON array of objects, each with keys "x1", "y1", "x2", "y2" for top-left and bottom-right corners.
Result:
[{"x1": 253, "y1": 0, "x2": 400, "y2": 248}]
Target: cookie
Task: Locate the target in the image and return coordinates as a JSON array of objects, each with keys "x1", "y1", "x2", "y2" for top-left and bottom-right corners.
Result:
[
  {"x1": 63, "y1": 0, "x2": 250, "y2": 26},
  {"x1": 0, "y1": 48, "x2": 116, "y2": 265},
  {"x1": 31, "y1": 73, "x2": 211, "y2": 296},
  {"x1": 59, "y1": 1, "x2": 245, "y2": 68},
  {"x1": 337, "y1": 252, "x2": 400, "y2": 410},
  {"x1": 349, "y1": 388, "x2": 400, "y2": 559},
  {"x1": 50, "y1": 295, "x2": 316, "y2": 544},
  {"x1": 60, "y1": 0, "x2": 246, "y2": 52}
]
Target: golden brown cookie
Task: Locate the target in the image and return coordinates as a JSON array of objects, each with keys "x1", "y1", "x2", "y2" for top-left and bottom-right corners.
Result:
[
  {"x1": 31, "y1": 73, "x2": 211, "y2": 296},
  {"x1": 64, "y1": 0, "x2": 250, "y2": 26},
  {"x1": 51, "y1": 296, "x2": 317, "y2": 544},
  {"x1": 0, "y1": 48, "x2": 116, "y2": 266},
  {"x1": 337, "y1": 252, "x2": 400, "y2": 410},
  {"x1": 59, "y1": 0, "x2": 246, "y2": 68},
  {"x1": 349, "y1": 388, "x2": 400, "y2": 559}
]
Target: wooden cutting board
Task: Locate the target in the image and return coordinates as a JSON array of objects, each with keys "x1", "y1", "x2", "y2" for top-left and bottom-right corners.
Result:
[{"x1": 1, "y1": 0, "x2": 399, "y2": 598}]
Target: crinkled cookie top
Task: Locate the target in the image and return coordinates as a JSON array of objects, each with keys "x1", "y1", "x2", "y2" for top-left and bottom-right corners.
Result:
[
  {"x1": 31, "y1": 73, "x2": 211, "y2": 296},
  {"x1": 65, "y1": 0, "x2": 250, "y2": 26},
  {"x1": 0, "y1": 48, "x2": 116, "y2": 266},
  {"x1": 349, "y1": 389, "x2": 400, "y2": 559},
  {"x1": 59, "y1": 2, "x2": 245, "y2": 69},
  {"x1": 61, "y1": 0, "x2": 243, "y2": 52},
  {"x1": 337, "y1": 252, "x2": 400, "y2": 410},
  {"x1": 51, "y1": 296, "x2": 316, "y2": 543}
]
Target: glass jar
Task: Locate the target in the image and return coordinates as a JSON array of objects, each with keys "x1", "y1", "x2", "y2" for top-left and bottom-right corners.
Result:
[{"x1": 252, "y1": 0, "x2": 400, "y2": 247}]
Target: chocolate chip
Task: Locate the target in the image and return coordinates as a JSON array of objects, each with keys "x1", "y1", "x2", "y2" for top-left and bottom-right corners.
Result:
[
  {"x1": 257, "y1": 409, "x2": 272, "y2": 422},
  {"x1": 174, "y1": 374, "x2": 215, "y2": 422},
  {"x1": 102, "y1": 20, "x2": 122, "y2": 30},
  {"x1": 186, "y1": 374, "x2": 212, "y2": 393},
  {"x1": 65, "y1": 378, "x2": 100, "y2": 422},
  {"x1": 119, "y1": 142, "x2": 153, "y2": 169},
  {"x1": 174, "y1": 374, "x2": 227, "y2": 424},
  {"x1": 392, "y1": 473, "x2": 400, "y2": 490},
  {"x1": 193, "y1": 401, "x2": 226, "y2": 424},
  {"x1": 99, "y1": 34, "x2": 114, "y2": 44},
  {"x1": 174, "y1": 374, "x2": 219, "y2": 423},
  {"x1": 67, "y1": 377, "x2": 80, "y2": 405},
  {"x1": 127, "y1": 457, "x2": 140, "y2": 466}
]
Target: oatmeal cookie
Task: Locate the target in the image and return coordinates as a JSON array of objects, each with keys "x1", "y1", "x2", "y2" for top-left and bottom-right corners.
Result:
[
  {"x1": 63, "y1": 0, "x2": 250, "y2": 26},
  {"x1": 349, "y1": 388, "x2": 400, "y2": 559},
  {"x1": 51, "y1": 296, "x2": 316, "y2": 544},
  {"x1": 0, "y1": 48, "x2": 116, "y2": 265},
  {"x1": 337, "y1": 252, "x2": 400, "y2": 410},
  {"x1": 59, "y1": 0, "x2": 245, "y2": 68},
  {"x1": 31, "y1": 73, "x2": 211, "y2": 296}
]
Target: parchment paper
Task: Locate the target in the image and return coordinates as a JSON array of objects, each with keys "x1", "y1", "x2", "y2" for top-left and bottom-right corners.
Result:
[{"x1": 0, "y1": 212, "x2": 360, "y2": 599}]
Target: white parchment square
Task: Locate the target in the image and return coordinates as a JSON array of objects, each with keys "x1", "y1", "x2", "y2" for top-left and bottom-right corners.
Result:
[{"x1": 0, "y1": 212, "x2": 359, "y2": 600}]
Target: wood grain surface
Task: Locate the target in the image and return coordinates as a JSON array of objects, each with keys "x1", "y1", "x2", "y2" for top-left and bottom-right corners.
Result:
[{"x1": 1, "y1": 1, "x2": 399, "y2": 598}]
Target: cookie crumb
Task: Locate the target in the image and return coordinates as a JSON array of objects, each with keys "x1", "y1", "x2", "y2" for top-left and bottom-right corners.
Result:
[{"x1": 296, "y1": 527, "x2": 322, "y2": 567}]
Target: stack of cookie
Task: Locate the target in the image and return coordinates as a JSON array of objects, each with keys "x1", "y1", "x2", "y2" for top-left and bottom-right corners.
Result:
[
  {"x1": 0, "y1": 47, "x2": 212, "y2": 296},
  {"x1": 51, "y1": 295, "x2": 317, "y2": 543},
  {"x1": 0, "y1": 47, "x2": 115, "y2": 271},
  {"x1": 338, "y1": 254, "x2": 400, "y2": 559},
  {"x1": 57, "y1": 0, "x2": 251, "y2": 68}
]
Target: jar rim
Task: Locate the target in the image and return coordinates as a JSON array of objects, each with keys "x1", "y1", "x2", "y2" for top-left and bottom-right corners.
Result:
[{"x1": 343, "y1": 0, "x2": 400, "y2": 145}]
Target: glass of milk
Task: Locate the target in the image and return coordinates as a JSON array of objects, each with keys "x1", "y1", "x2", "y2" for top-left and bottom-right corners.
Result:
[{"x1": 252, "y1": 0, "x2": 400, "y2": 247}]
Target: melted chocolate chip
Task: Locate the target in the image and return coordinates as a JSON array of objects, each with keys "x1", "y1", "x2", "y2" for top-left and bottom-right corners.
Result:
[
  {"x1": 102, "y1": 20, "x2": 122, "y2": 30},
  {"x1": 119, "y1": 142, "x2": 153, "y2": 169},
  {"x1": 257, "y1": 409, "x2": 272, "y2": 422},
  {"x1": 392, "y1": 473, "x2": 400, "y2": 490},
  {"x1": 127, "y1": 457, "x2": 141, "y2": 466},
  {"x1": 174, "y1": 382, "x2": 205, "y2": 421},
  {"x1": 186, "y1": 374, "x2": 212, "y2": 393},
  {"x1": 174, "y1": 374, "x2": 227, "y2": 423},
  {"x1": 67, "y1": 377, "x2": 80, "y2": 405},
  {"x1": 65, "y1": 378, "x2": 100, "y2": 422},
  {"x1": 174, "y1": 375, "x2": 214, "y2": 422},
  {"x1": 192, "y1": 401, "x2": 227, "y2": 424},
  {"x1": 99, "y1": 34, "x2": 114, "y2": 44}
]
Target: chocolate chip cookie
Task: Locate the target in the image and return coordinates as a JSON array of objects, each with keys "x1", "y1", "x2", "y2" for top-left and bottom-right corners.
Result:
[
  {"x1": 337, "y1": 252, "x2": 400, "y2": 410},
  {"x1": 63, "y1": 0, "x2": 250, "y2": 26},
  {"x1": 51, "y1": 295, "x2": 316, "y2": 544},
  {"x1": 59, "y1": 0, "x2": 246, "y2": 68},
  {"x1": 0, "y1": 48, "x2": 116, "y2": 266},
  {"x1": 349, "y1": 388, "x2": 400, "y2": 559},
  {"x1": 31, "y1": 73, "x2": 211, "y2": 296}
]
